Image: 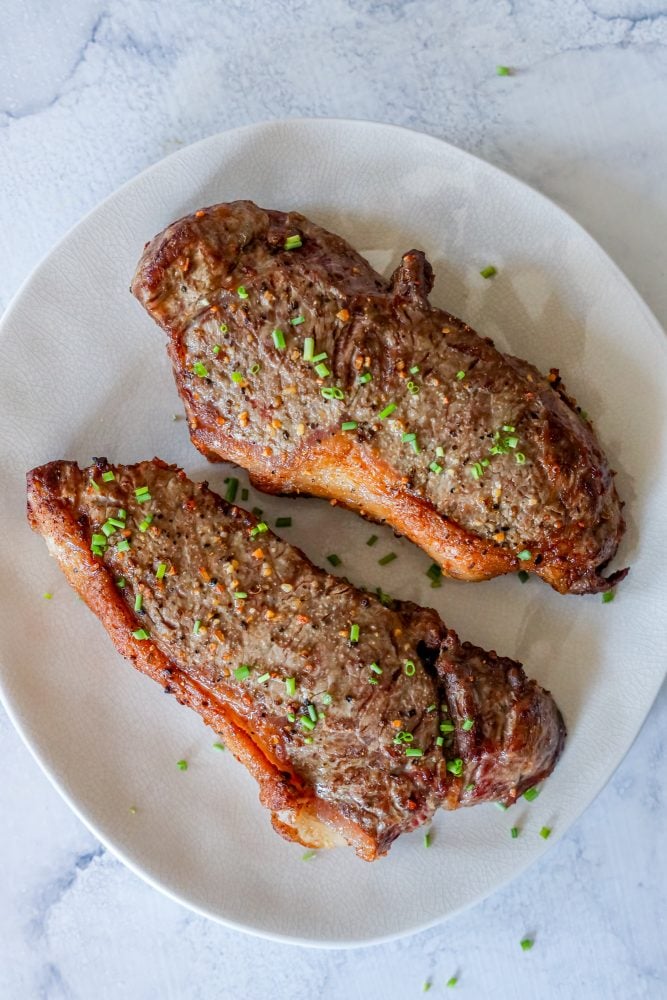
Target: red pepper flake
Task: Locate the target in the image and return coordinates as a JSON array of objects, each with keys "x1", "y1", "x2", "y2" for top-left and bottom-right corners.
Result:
[
  {"x1": 407, "y1": 799, "x2": 417, "y2": 811},
  {"x1": 199, "y1": 566, "x2": 211, "y2": 583}
]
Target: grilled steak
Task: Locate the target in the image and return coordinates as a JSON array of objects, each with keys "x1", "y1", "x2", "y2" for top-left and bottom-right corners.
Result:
[
  {"x1": 132, "y1": 201, "x2": 627, "y2": 595},
  {"x1": 27, "y1": 458, "x2": 565, "y2": 860}
]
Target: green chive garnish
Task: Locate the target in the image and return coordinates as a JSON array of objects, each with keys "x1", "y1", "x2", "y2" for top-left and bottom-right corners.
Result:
[
  {"x1": 257, "y1": 672, "x2": 270, "y2": 684},
  {"x1": 369, "y1": 662, "x2": 382, "y2": 675},
  {"x1": 90, "y1": 479, "x2": 101, "y2": 492},
  {"x1": 241, "y1": 488, "x2": 249, "y2": 501},
  {"x1": 378, "y1": 552, "x2": 397, "y2": 566},
  {"x1": 252, "y1": 507, "x2": 263, "y2": 517},
  {"x1": 213, "y1": 345, "x2": 221, "y2": 355},
  {"x1": 235, "y1": 664, "x2": 251, "y2": 680},
  {"x1": 132, "y1": 628, "x2": 149, "y2": 640},
  {"x1": 523, "y1": 786, "x2": 539, "y2": 801},
  {"x1": 480, "y1": 265, "x2": 497, "y2": 278},
  {"x1": 233, "y1": 591, "x2": 247, "y2": 600},
  {"x1": 326, "y1": 553, "x2": 342, "y2": 567},
  {"x1": 193, "y1": 620, "x2": 201, "y2": 634},
  {"x1": 225, "y1": 477, "x2": 239, "y2": 503},
  {"x1": 410, "y1": 365, "x2": 420, "y2": 374},
  {"x1": 291, "y1": 315, "x2": 305, "y2": 326},
  {"x1": 219, "y1": 323, "x2": 228, "y2": 334},
  {"x1": 312, "y1": 351, "x2": 328, "y2": 363},
  {"x1": 404, "y1": 660, "x2": 416, "y2": 676},
  {"x1": 213, "y1": 742, "x2": 225, "y2": 751},
  {"x1": 446, "y1": 976, "x2": 459, "y2": 988},
  {"x1": 303, "y1": 337, "x2": 314, "y2": 361},
  {"x1": 101, "y1": 470, "x2": 115, "y2": 482},
  {"x1": 435, "y1": 445, "x2": 445, "y2": 457},
  {"x1": 301, "y1": 850, "x2": 317, "y2": 861},
  {"x1": 423, "y1": 830, "x2": 432, "y2": 848},
  {"x1": 321, "y1": 693, "x2": 332, "y2": 705},
  {"x1": 192, "y1": 362, "x2": 209, "y2": 378},
  {"x1": 602, "y1": 590, "x2": 615, "y2": 603},
  {"x1": 231, "y1": 371, "x2": 245, "y2": 384},
  {"x1": 429, "y1": 461, "x2": 443, "y2": 474},
  {"x1": 539, "y1": 826, "x2": 551, "y2": 839},
  {"x1": 300, "y1": 715, "x2": 316, "y2": 731},
  {"x1": 378, "y1": 402, "x2": 396, "y2": 420},
  {"x1": 307, "y1": 703, "x2": 318, "y2": 723},
  {"x1": 405, "y1": 747, "x2": 423, "y2": 758},
  {"x1": 366, "y1": 534, "x2": 378, "y2": 546},
  {"x1": 511, "y1": 826, "x2": 519, "y2": 838},
  {"x1": 520, "y1": 939, "x2": 534, "y2": 951},
  {"x1": 284, "y1": 234, "x2": 302, "y2": 250},
  {"x1": 440, "y1": 722, "x2": 455, "y2": 733},
  {"x1": 116, "y1": 539, "x2": 130, "y2": 552},
  {"x1": 341, "y1": 421, "x2": 358, "y2": 431},
  {"x1": 456, "y1": 370, "x2": 466, "y2": 380},
  {"x1": 134, "y1": 593, "x2": 143, "y2": 612},
  {"x1": 446, "y1": 758, "x2": 463, "y2": 775},
  {"x1": 517, "y1": 550, "x2": 532, "y2": 561},
  {"x1": 138, "y1": 515, "x2": 153, "y2": 532},
  {"x1": 349, "y1": 623, "x2": 359, "y2": 643},
  {"x1": 515, "y1": 452, "x2": 526, "y2": 464},
  {"x1": 116, "y1": 578, "x2": 126, "y2": 589},
  {"x1": 436, "y1": 736, "x2": 444, "y2": 747},
  {"x1": 461, "y1": 718, "x2": 474, "y2": 731},
  {"x1": 276, "y1": 516, "x2": 292, "y2": 528},
  {"x1": 497, "y1": 65, "x2": 511, "y2": 75},
  {"x1": 177, "y1": 760, "x2": 188, "y2": 770},
  {"x1": 314, "y1": 362, "x2": 330, "y2": 378},
  {"x1": 358, "y1": 372, "x2": 372, "y2": 384},
  {"x1": 285, "y1": 677, "x2": 296, "y2": 696},
  {"x1": 426, "y1": 563, "x2": 442, "y2": 583},
  {"x1": 43, "y1": 592, "x2": 53, "y2": 600},
  {"x1": 272, "y1": 328, "x2": 286, "y2": 349},
  {"x1": 250, "y1": 522, "x2": 268, "y2": 536},
  {"x1": 237, "y1": 286, "x2": 248, "y2": 299}
]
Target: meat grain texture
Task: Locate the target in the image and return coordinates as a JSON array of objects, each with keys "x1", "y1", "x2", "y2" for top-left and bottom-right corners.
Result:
[
  {"x1": 27, "y1": 459, "x2": 565, "y2": 859},
  {"x1": 132, "y1": 201, "x2": 627, "y2": 595}
]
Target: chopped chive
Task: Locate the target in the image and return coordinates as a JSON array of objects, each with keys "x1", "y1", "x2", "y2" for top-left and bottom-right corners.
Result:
[
  {"x1": 275, "y1": 516, "x2": 292, "y2": 528},
  {"x1": 378, "y1": 402, "x2": 397, "y2": 420},
  {"x1": 423, "y1": 981, "x2": 432, "y2": 993},
  {"x1": 429, "y1": 461, "x2": 443, "y2": 474},
  {"x1": 369, "y1": 662, "x2": 382, "y2": 675},
  {"x1": 497, "y1": 64, "x2": 511, "y2": 75},
  {"x1": 135, "y1": 486, "x2": 150, "y2": 497},
  {"x1": 219, "y1": 323, "x2": 228, "y2": 334},
  {"x1": 156, "y1": 562, "x2": 167, "y2": 579},
  {"x1": 284, "y1": 234, "x2": 302, "y2": 250},
  {"x1": 511, "y1": 826, "x2": 519, "y2": 839},
  {"x1": 193, "y1": 619, "x2": 201, "y2": 634},
  {"x1": 249, "y1": 362, "x2": 261, "y2": 375},
  {"x1": 101, "y1": 470, "x2": 115, "y2": 482},
  {"x1": 237, "y1": 285, "x2": 248, "y2": 299},
  {"x1": 404, "y1": 660, "x2": 416, "y2": 677},
  {"x1": 405, "y1": 747, "x2": 424, "y2": 757},
  {"x1": 138, "y1": 515, "x2": 154, "y2": 532},
  {"x1": 366, "y1": 534, "x2": 378, "y2": 546},
  {"x1": 241, "y1": 488, "x2": 249, "y2": 501},
  {"x1": 440, "y1": 722, "x2": 455, "y2": 733},
  {"x1": 250, "y1": 521, "x2": 268, "y2": 536},
  {"x1": 515, "y1": 452, "x2": 526, "y2": 464},
  {"x1": 224, "y1": 477, "x2": 239, "y2": 503},
  {"x1": 116, "y1": 578, "x2": 126, "y2": 589},
  {"x1": 517, "y1": 549, "x2": 532, "y2": 561},
  {"x1": 176, "y1": 760, "x2": 188, "y2": 771},
  {"x1": 107, "y1": 517, "x2": 126, "y2": 529},
  {"x1": 435, "y1": 445, "x2": 445, "y2": 457},
  {"x1": 402, "y1": 432, "x2": 417, "y2": 443},
  {"x1": 118, "y1": 509, "x2": 126, "y2": 519},
  {"x1": 230, "y1": 371, "x2": 245, "y2": 384},
  {"x1": 470, "y1": 463, "x2": 484, "y2": 481},
  {"x1": 90, "y1": 479, "x2": 100, "y2": 492},
  {"x1": 285, "y1": 677, "x2": 296, "y2": 696},
  {"x1": 409, "y1": 365, "x2": 420, "y2": 374},
  {"x1": 480, "y1": 265, "x2": 497, "y2": 279},
  {"x1": 446, "y1": 976, "x2": 459, "y2": 988},
  {"x1": 436, "y1": 736, "x2": 444, "y2": 747},
  {"x1": 134, "y1": 593, "x2": 143, "y2": 612},
  {"x1": 520, "y1": 939, "x2": 534, "y2": 952},
  {"x1": 602, "y1": 590, "x2": 615, "y2": 604},
  {"x1": 321, "y1": 692, "x2": 332, "y2": 705},
  {"x1": 341, "y1": 420, "x2": 358, "y2": 431},
  {"x1": 287, "y1": 713, "x2": 296, "y2": 723},
  {"x1": 300, "y1": 715, "x2": 316, "y2": 731},
  {"x1": 272, "y1": 328, "x2": 286, "y2": 350},
  {"x1": 234, "y1": 664, "x2": 251, "y2": 681},
  {"x1": 423, "y1": 830, "x2": 432, "y2": 848},
  {"x1": 311, "y1": 351, "x2": 328, "y2": 363},
  {"x1": 446, "y1": 758, "x2": 463, "y2": 776},
  {"x1": 314, "y1": 362, "x2": 330, "y2": 378},
  {"x1": 304, "y1": 736, "x2": 314, "y2": 743},
  {"x1": 101, "y1": 522, "x2": 115, "y2": 538},
  {"x1": 378, "y1": 552, "x2": 397, "y2": 566},
  {"x1": 518, "y1": 570, "x2": 530, "y2": 583},
  {"x1": 257, "y1": 672, "x2": 271, "y2": 684},
  {"x1": 252, "y1": 507, "x2": 263, "y2": 518},
  {"x1": 212, "y1": 345, "x2": 221, "y2": 355},
  {"x1": 505, "y1": 435, "x2": 519, "y2": 449},
  {"x1": 461, "y1": 718, "x2": 474, "y2": 731},
  {"x1": 523, "y1": 786, "x2": 539, "y2": 802},
  {"x1": 426, "y1": 563, "x2": 442, "y2": 582},
  {"x1": 456, "y1": 370, "x2": 466, "y2": 380},
  {"x1": 43, "y1": 592, "x2": 53, "y2": 600},
  {"x1": 291, "y1": 315, "x2": 305, "y2": 326},
  {"x1": 349, "y1": 623, "x2": 360, "y2": 643},
  {"x1": 213, "y1": 742, "x2": 225, "y2": 751},
  {"x1": 307, "y1": 703, "x2": 318, "y2": 722},
  {"x1": 303, "y1": 337, "x2": 314, "y2": 361},
  {"x1": 192, "y1": 362, "x2": 209, "y2": 378},
  {"x1": 132, "y1": 628, "x2": 149, "y2": 640},
  {"x1": 233, "y1": 591, "x2": 248, "y2": 600},
  {"x1": 116, "y1": 539, "x2": 130, "y2": 553},
  {"x1": 326, "y1": 553, "x2": 342, "y2": 567},
  {"x1": 539, "y1": 826, "x2": 552, "y2": 839},
  {"x1": 358, "y1": 372, "x2": 372, "y2": 384}
]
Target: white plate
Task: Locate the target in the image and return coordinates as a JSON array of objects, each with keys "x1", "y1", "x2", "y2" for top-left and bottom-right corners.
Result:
[{"x1": 1, "y1": 119, "x2": 665, "y2": 947}]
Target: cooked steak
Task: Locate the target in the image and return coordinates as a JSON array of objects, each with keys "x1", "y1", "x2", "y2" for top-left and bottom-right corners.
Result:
[
  {"x1": 131, "y1": 201, "x2": 628, "y2": 595},
  {"x1": 27, "y1": 458, "x2": 565, "y2": 860}
]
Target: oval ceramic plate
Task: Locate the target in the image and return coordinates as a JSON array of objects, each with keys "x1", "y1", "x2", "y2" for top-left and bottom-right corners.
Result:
[{"x1": 0, "y1": 119, "x2": 665, "y2": 947}]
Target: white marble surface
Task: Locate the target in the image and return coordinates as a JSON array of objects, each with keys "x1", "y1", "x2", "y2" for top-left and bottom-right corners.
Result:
[{"x1": 0, "y1": 1, "x2": 665, "y2": 997}]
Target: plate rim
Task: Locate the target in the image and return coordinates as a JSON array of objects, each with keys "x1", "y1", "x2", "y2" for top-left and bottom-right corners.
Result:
[{"x1": 1, "y1": 115, "x2": 666, "y2": 948}]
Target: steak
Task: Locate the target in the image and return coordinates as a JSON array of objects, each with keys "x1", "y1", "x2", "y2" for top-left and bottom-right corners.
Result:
[
  {"x1": 131, "y1": 200, "x2": 628, "y2": 595},
  {"x1": 27, "y1": 458, "x2": 565, "y2": 860}
]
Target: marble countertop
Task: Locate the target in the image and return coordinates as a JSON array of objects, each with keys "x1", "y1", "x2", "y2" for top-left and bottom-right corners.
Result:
[{"x1": 1, "y1": 1, "x2": 665, "y2": 997}]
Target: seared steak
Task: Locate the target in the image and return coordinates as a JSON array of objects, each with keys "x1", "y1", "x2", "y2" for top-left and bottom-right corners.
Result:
[
  {"x1": 132, "y1": 201, "x2": 627, "y2": 595},
  {"x1": 27, "y1": 459, "x2": 565, "y2": 860}
]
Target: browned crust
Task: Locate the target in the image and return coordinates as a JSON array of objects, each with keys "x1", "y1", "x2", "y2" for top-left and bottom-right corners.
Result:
[{"x1": 26, "y1": 464, "x2": 381, "y2": 860}]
